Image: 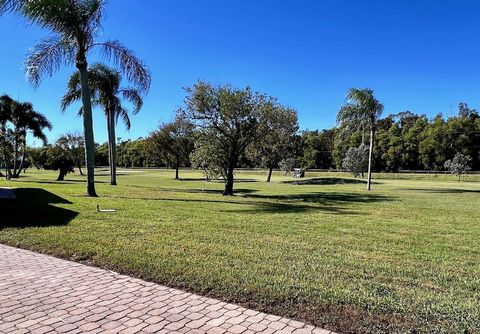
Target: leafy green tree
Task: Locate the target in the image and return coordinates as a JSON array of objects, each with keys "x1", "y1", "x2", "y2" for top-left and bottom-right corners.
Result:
[
  {"x1": 45, "y1": 143, "x2": 75, "y2": 181},
  {"x1": 116, "y1": 139, "x2": 147, "y2": 168},
  {"x1": 301, "y1": 129, "x2": 335, "y2": 169},
  {"x1": 185, "y1": 81, "x2": 264, "y2": 195},
  {"x1": 419, "y1": 115, "x2": 451, "y2": 170},
  {"x1": 444, "y1": 153, "x2": 472, "y2": 181},
  {"x1": 57, "y1": 132, "x2": 85, "y2": 175},
  {"x1": 3, "y1": 0, "x2": 150, "y2": 196},
  {"x1": 250, "y1": 102, "x2": 299, "y2": 182},
  {"x1": 190, "y1": 134, "x2": 227, "y2": 181},
  {"x1": 146, "y1": 114, "x2": 194, "y2": 180},
  {"x1": 26, "y1": 146, "x2": 47, "y2": 170},
  {"x1": 62, "y1": 63, "x2": 147, "y2": 185},
  {"x1": 342, "y1": 144, "x2": 368, "y2": 177},
  {"x1": 337, "y1": 88, "x2": 384, "y2": 190}
]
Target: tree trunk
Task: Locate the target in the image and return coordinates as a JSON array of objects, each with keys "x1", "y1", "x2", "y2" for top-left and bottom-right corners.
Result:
[
  {"x1": 266, "y1": 167, "x2": 273, "y2": 182},
  {"x1": 175, "y1": 161, "x2": 179, "y2": 180},
  {"x1": 77, "y1": 164, "x2": 84, "y2": 176},
  {"x1": 223, "y1": 166, "x2": 235, "y2": 196},
  {"x1": 2, "y1": 147, "x2": 11, "y2": 180},
  {"x1": 12, "y1": 131, "x2": 18, "y2": 177},
  {"x1": 107, "y1": 110, "x2": 117, "y2": 186},
  {"x1": 366, "y1": 128, "x2": 375, "y2": 191},
  {"x1": 14, "y1": 137, "x2": 26, "y2": 178},
  {"x1": 57, "y1": 170, "x2": 65, "y2": 181},
  {"x1": 77, "y1": 60, "x2": 97, "y2": 196}
]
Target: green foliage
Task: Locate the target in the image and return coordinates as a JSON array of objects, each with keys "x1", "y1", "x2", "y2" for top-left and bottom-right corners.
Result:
[
  {"x1": 248, "y1": 102, "x2": 299, "y2": 175},
  {"x1": 185, "y1": 81, "x2": 267, "y2": 195},
  {"x1": 0, "y1": 94, "x2": 51, "y2": 179},
  {"x1": 444, "y1": 152, "x2": 472, "y2": 180},
  {"x1": 57, "y1": 132, "x2": 84, "y2": 174},
  {"x1": 301, "y1": 129, "x2": 335, "y2": 169},
  {"x1": 44, "y1": 142, "x2": 75, "y2": 181},
  {"x1": 145, "y1": 114, "x2": 194, "y2": 178},
  {"x1": 342, "y1": 144, "x2": 368, "y2": 177},
  {"x1": 116, "y1": 139, "x2": 148, "y2": 168}
]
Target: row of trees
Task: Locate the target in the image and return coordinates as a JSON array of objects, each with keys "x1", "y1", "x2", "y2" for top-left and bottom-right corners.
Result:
[{"x1": 70, "y1": 96, "x2": 478, "y2": 191}]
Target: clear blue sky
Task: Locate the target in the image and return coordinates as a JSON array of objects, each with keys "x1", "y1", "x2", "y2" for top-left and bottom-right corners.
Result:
[{"x1": 1, "y1": 0, "x2": 480, "y2": 144}]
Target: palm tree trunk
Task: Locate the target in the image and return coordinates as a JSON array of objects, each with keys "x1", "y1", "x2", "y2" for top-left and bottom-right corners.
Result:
[
  {"x1": 2, "y1": 145, "x2": 11, "y2": 180},
  {"x1": 12, "y1": 131, "x2": 18, "y2": 177},
  {"x1": 266, "y1": 167, "x2": 273, "y2": 182},
  {"x1": 366, "y1": 128, "x2": 375, "y2": 191},
  {"x1": 107, "y1": 110, "x2": 117, "y2": 186},
  {"x1": 14, "y1": 137, "x2": 27, "y2": 178},
  {"x1": 77, "y1": 62, "x2": 97, "y2": 197}
]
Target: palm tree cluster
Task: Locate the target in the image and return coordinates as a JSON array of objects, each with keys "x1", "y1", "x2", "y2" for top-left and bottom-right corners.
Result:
[
  {"x1": 0, "y1": 95, "x2": 51, "y2": 179},
  {"x1": 1, "y1": 0, "x2": 150, "y2": 195}
]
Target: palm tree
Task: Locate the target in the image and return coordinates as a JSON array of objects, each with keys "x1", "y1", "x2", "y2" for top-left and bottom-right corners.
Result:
[
  {"x1": 337, "y1": 88, "x2": 384, "y2": 190},
  {"x1": 1, "y1": 0, "x2": 151, "y2": 196},
  {"x1": 10, "y1": 100, "x2": 52, "y2": 178},
  {"x1": 0, "y1": 95, "x2": 51, "y2": 178},
  {"x1": 62, "y1": 63, "x2": 144, "y2": 185}
]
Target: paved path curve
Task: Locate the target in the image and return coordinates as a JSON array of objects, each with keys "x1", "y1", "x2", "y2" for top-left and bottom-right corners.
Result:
[{"x1": 0, "y1": 245, "x2": 334, "y2": 334}]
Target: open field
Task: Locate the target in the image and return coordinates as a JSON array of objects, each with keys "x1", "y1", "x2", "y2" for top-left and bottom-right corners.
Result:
[{"x1": 0, "y1": 169, "x2": 479, "y2": 333}]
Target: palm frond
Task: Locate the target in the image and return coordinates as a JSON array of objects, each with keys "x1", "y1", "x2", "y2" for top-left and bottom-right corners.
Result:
[
  {"x1": 0, "y1": 0, "x2": 26, "y2": 14},
  {"x1": 119, "y1": 88, "x2": 143, "y2": 114},
  {"x1": 96, "y1": 40, "x2": 151, "y2": 92},
  {"x1": 61, "y1": 71, "x2": 82, "y2": 110},
  {"x1": 115, "y1": 105, "x2": 131, "y2": 130},
  {"x1": 24, "y1": 36, "x2": 75, "y2": 87}
]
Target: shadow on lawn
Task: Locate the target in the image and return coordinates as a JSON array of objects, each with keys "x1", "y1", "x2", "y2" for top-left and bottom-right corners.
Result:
[
  {"x1": 284, "y1": 177, "x2": 380, "y2": 186},
  {"x1": 405, "y1": 187, "x2": 480, "y2": 194},
  {"x1": 0, "y1": 188, "x2": 78, "y2": 229},
  {"x1": 19, "y1": 178, "x2": 107, "y2": 185},
  {"x1": 232, "y1": 191, "x2": 393, "y2": 214},
  {"x1": 109, "y1": 189, "x2": 392, "y2": 215}
]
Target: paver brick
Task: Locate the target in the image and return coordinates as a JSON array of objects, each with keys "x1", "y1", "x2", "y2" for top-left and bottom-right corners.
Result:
[{"x1": 0, "y1": 244, "x2": 333, "y2": 334}]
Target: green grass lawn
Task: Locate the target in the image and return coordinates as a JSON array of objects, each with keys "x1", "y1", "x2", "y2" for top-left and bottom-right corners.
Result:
[{"x1": 1, "y1": 169, "x2": 479, "y2": 333}]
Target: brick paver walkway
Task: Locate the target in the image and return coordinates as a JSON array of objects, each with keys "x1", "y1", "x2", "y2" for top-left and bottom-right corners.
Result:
[{"x1": 0, "y1": 245, "x2": 334, "y2": 334}]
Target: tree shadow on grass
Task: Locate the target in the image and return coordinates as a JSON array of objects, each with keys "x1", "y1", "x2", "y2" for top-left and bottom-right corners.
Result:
[
  {"x1": 107, "y1": 189, "x2": 392, "y2": 215},
  {"x1": 404, "y1": 188, "x2": 480, "y2": 194},
  {"x1": 0, "y1": 188, "x2": 78, "y2": 229},
  {"x1": 231, "y1": 191, "x2": 394, "y2": 214},
  {"x1": 18, "y1": 179, "x2": 107, "y2": 185},
  {"x1": 177, "y1": 178, "x2": 259, "y2": 183},
  {"x1": 284, "y1": 177, "x2": 381, "y2": 186}
]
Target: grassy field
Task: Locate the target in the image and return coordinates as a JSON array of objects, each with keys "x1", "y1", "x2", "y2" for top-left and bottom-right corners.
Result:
[{"x1": 0, "y1": 168, "x2": 479, "y2": 333}]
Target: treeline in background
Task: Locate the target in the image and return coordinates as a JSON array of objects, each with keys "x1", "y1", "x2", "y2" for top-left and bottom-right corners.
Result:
[{"x1": 28, "y1": 102, "x2": 480, "y2": 173}]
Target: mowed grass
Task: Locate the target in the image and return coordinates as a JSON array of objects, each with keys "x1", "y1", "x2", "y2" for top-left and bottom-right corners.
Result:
[{"x1": 0, "y1": 169, "x2": 479, "y2": 333}]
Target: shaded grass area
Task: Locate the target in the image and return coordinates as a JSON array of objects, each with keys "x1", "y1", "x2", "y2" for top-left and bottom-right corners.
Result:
[{"x1": 0, "y1": 169, "x2": 479, "y2": 333}]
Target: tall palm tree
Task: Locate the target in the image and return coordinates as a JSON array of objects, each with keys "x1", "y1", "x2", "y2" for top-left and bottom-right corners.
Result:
[
  {"x1": 337, "y1": 88, "x2": 384, "y2": 190},
  {"x1": 0, "y1": 94, "x2": 51, "y2": 178},
  {"x1": 10, "y1": 100, "x2": 52, "y2": 178},
  {"x1": 62, "y1": 63, "x2": 144, "y2": 185},
  {"x1": 1, "y1": 0, "x2": 151, "y2": 196}
]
